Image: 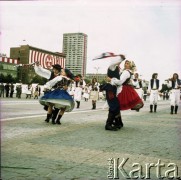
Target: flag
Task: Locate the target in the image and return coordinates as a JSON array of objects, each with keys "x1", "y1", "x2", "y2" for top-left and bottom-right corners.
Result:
[{"x1": 93, "y1": 52, "x2": 118, "y2": 60}]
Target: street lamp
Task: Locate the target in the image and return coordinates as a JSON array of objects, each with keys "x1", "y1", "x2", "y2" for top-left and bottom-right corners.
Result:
[{"x1": 94, "y1": 66, "x2": 100, "y2": 82}]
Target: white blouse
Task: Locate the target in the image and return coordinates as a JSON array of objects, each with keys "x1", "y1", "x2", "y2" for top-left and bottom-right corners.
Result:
[
  {"x1": 44, "y1": 76, "x2": 68, "y2": 89},
  {"x1": 111, "y1": 70, "x2": 131, "y2": 95}
]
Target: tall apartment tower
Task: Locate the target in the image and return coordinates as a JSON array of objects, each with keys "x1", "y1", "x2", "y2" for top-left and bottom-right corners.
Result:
[{"x1": 63, "y1": 33, "x2": 87, "y2": 77}]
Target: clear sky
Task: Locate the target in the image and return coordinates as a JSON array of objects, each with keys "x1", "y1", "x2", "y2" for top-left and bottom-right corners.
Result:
[{"x1": 0, "y1": 0, "x2": 181, "y2": 83}]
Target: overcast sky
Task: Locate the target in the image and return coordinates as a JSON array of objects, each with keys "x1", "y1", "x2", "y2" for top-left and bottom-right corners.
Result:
[{"x1": 0, "y1": 0, "x2": 181, "y2": 83}]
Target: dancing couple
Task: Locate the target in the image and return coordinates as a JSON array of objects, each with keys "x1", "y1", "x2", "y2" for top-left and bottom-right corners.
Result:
[{"x1": 96, "y1": 52, "x2": 144, "y2": 131}]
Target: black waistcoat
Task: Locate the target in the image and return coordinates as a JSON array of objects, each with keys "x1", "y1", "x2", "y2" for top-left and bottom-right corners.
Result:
[
  {"x1": 150, "y1": 79, "x2": 159, "y2": 89},
  {"x1": 107, "y1": 66, "x2": 120, "y2": 80}
]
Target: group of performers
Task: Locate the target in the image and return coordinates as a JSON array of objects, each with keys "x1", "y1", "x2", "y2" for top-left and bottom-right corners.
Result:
[
  {"x1": 33, "y1": 52, "x2": 180, "y2": 131},
  {"x1": 148, "y1": 72, "x2": 181, "y2": 115}
]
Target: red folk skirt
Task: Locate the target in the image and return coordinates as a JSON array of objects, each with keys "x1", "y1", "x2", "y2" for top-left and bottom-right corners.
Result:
[{"x1": 118, "y1": 85, "x2": 144, "y2": 110}]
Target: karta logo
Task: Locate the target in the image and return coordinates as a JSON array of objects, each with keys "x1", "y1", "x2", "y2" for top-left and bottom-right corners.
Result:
[{"x1": 45, "y1": 55, "x2": 53, "y2": 69}]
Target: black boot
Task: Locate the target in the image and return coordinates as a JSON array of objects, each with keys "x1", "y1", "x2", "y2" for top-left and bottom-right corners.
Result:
[
  {"x1": 114, "y1": 115, "x2": 123, "y2": 129},
  {"x1": 170, "y1": 106, "x2": 174, "y2": 114},
  {"x1": 175, "y1": 105, "x2": 178, "y2": 114},
  {"x1": 43, "y1": 105, "x2": 48, "y2": 111},
  {"x1": 45, "y1": 114, "x2": 52, "y2": 123},
  {"x1": 92, "y1": 103, "x2": 95, "y2": 110},
  {"x1": 56, "y1": 115, "x2": 62, "y2": 125},
  {"x1": 150, "y1": 105, "x2": 153, "y2": 113},
  {"x1": 77, "y1": 101, "x2": 80, "y2": 108},
  {"x1": 154, "y1": 105, "x2": 157, "y2": 112},
  {"x1": 51, "y1": 108, "x2": 59, "y2": 124},
  {"x1": 76, "y1": 101, "x2": 79, "y2": 108},
  {"x1": 105, "y1": 112, "x2": 117, "y2": 131}
]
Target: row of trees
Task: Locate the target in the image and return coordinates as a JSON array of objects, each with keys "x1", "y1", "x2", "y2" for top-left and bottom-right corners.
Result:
[
  {"x1": 0, "y1": 73, "x2": 106, "y2": 85},
  {"x1": 0, "y1": 73, "x2": 47, "y2": 85}
]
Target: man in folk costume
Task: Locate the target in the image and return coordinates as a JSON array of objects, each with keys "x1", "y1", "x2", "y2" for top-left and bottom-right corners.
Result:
[
  {"x1": 168, "y1": 73, "x2": 181, "y2": 114},
  {"x1": 99, "y1": 54, "x2": 125, "y2": 131},
  {"x1": 148, "y1": 73, "x2": 160, "y2": 113},
  {"x1": 110, "y1": 60, "x2": 144, "y2": 111}
]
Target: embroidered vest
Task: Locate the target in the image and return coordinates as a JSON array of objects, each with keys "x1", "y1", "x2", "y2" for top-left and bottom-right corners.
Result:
[{"x1": 122, "y1": 70, "x2": 132, "y2": 85}]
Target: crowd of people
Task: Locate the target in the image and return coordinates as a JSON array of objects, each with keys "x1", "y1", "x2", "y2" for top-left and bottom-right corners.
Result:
[
  {"x1": 0, "y1": 53, "x2": 180, "y2": 131},
  {"x1": 0, "y1": 82, "x2": 41, "y2": 99}
]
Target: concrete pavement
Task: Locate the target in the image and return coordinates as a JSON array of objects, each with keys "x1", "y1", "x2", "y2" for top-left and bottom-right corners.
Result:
[{"x1": 1, "y1": 97, "x2": 181, "y2": 179}]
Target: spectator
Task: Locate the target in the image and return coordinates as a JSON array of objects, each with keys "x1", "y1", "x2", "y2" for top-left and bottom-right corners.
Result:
[{"x1": 0, "y1": 83, "x2": 5, "y2": 98}]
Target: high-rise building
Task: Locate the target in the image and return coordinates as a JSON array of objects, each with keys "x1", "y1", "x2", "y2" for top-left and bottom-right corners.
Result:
[{"x1": 63, "y1": 33, "x2": 87, "y2": 77}]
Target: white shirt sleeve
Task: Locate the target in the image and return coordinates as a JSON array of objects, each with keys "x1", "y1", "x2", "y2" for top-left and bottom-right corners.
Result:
[
  {"x1": 111, "y1": 70, "x2": 130, "y2": 86},
  {"x1": 34, "y1": 64, "x2": 51, "y2": 79},
  {"x1": 44, "y1": 76, "x2": 63, "y2": 89},
  {"x1": 108, "y1": 56, "x2": 123, "y2": 71}
]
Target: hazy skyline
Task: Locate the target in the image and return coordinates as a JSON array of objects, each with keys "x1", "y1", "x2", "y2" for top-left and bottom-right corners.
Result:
[{"x1": 0, "y1": 0, "x2": 181, "y2": 83}]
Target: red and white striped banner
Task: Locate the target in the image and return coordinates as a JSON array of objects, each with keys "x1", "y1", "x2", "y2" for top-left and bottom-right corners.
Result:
[
  {"x1": 29, "y1": 50, "x2": 65, "y2": 69},
  {"x1": 0, "y1": 57, "x2": 19, "y2": 64}
]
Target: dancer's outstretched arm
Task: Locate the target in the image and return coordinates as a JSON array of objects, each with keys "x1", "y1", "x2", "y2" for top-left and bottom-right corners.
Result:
[{"x1": 34, "y1": 63, "x2": 51, "y2": 79}]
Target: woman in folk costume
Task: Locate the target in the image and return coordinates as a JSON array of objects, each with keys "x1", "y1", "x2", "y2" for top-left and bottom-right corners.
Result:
[
  {"x1": 34, "y1": 61, "x2": 62, "y2": 109},
  {"x1": 148, "y1": 73, "x2": 160, "y2": 113},
  {"x1": 131, "y1": 73, "x2": 144, "y2": 111},
  {"x1": 34, "y1": 61, "x2": 75, "y2": 123},
  {"x1": 168, "y1": 73, "x2": 181, "y2": 114},
  {"x1": 111, "y1": 60, "x2": 144, "y2": 111},
  {"x1": 90, "y1": 77, "x2": 100, "y2": 110},
  {"x1": 40, "y1": 68, "x2": 75, "y2": 124}
]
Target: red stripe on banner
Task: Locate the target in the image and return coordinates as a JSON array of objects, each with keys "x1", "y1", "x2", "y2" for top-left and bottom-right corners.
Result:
[
  {"x1": 35, "y1": 51, "x2": 38, "y2": 63},
  {"x1": 62, "y1": 58, "x2": 64, "y2": 68},
  {"x1": 60, "y1": 58, "x2": 62, "y2": 68},
  {"x1": 63, "y1": 58, "x2": 65, "y2": 68},
  {"x1": 53, "y1": 56, "x2": 56, "y2": 65},
  {"x1": 43, "y1": 54, "x2": 47, "y2": 68},
  {"x1": 31, "y1": 50, "x2": 34, "y2": 64},
  {"x1": 61, "y1": 58, "x2": 63, "y2": 68},
  {"x1": 55, "y1": 56, "x2": 59, "y2": 65},
  {"x1": 39, "y1": 52, "x2": 43, "y2": 66},
  {"x1": 37, "y1": 51, "x2": 41, "y2": 63}
]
